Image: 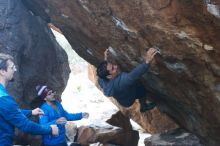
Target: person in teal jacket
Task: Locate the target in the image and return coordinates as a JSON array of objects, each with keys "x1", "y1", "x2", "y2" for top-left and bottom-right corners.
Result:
[
  {"x1": 0, "y1": 53, "x2": 59, "y2": 145},
  {"x1": 36, "y1": 85, "x2": 89, "y2": 146}
]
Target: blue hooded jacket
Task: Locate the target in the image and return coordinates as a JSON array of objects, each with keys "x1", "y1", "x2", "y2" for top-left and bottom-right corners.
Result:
[
  {"x1": 98, "y1": 63, "x2": 149, "y2": 107},
  {"x1": 0, "y1": 84, "x2": 52, "y2": 145},
  {"x1": 40, "y1": 101, "x2": 83, "y2": 145}
]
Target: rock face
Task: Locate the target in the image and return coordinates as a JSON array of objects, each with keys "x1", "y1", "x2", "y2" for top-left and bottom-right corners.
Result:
[
  {"x1": 114, "y1": 100, "x2": 177, "y2": 134},
  {"x1": 0, "y1": 0, "x2": 69, "y2": 145},
  {"x1": 144, "y1": 128, "x2": 204, "y2": 146},
  {"x1": 0, "y1": 0, "x2": 70, "y2": 106},
  {"x1": 106, "y1": 111, "x2": 139, "y2": 146},
  {"x1": 4, "y1": 0, "x2": 220, "y2": 145}
]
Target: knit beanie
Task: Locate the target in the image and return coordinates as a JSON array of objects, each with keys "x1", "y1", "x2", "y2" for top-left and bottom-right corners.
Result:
[{"x1": 36, "y1": 85, "x2": 49, "y2": 99}]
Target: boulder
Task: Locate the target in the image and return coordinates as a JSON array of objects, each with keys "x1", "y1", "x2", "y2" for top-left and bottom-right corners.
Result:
[
  {"x1": 144, "y1": 128, "x2": 204, "y2": 146},
  {"x1": 66, "y1": 111, "x2": 139, "y2": 146}
]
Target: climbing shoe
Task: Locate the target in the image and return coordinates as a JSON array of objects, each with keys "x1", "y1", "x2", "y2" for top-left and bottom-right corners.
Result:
[{"x1": 140, "y1": 102, "x2": 156, "y2": 112}]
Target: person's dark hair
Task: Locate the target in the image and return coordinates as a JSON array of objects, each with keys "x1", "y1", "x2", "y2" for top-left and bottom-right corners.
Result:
[
  {"x1": 96, "y1": 61, "x2": 110, "y2": 80},
  {"x1": 0, "y1": 53, "x2": 13, "y2": 71}
]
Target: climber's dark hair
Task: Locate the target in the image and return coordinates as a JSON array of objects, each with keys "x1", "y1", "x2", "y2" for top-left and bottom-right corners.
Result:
[{"x1": 96, "y1": 61, "x2": 110, "y2": 80}]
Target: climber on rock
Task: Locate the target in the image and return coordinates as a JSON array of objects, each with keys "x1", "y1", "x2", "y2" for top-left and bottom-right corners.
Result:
[{"x1": 96, "y1": 47, "x2": 158, "y2": 112}]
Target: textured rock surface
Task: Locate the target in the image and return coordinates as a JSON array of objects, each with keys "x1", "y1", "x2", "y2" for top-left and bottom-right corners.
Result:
[
  {"x1": 0, "y1": 0, "x2": 69, "y2": 145},
  {"x1": 144, "y1": 128, "x2": 204, "y2": 146},
  {"x1": 114, "y1": 100, "x2": 177, "y2": 134},
  {"x1": 66, "y1": 112, "x2": 139, "y2": 146},
  {"x1": 0, "y1": 0, "x2": 70, "y2": 106},
  {"x1": 7, "y1": 0, "x2": 220, "y2": 145},
  {"x1": 106, "y1": 111, "x2": 139, "y2": 146}
]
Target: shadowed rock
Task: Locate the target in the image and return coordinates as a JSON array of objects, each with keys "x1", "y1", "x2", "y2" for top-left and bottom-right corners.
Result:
[
  {"x1": 144, "y1": 128, "x2": 204, "y2": 146},
  {"x1": 66, "y1": 111, "x2": 139, "y2": 146}
]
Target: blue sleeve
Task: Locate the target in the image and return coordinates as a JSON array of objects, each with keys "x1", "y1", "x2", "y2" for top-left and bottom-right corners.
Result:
[
  {"x1": 59, "y1": 104, "x2": 83, "y2": 121},
  {"x1": 0, "y1": 96, "x2": 52, "y2": 135},
  {"x1": 98, "y1": 78, "x2": 104, "y2": 89},
  {"x1": 98, "y1": 78, "x2": 102, "y2": 87},
  {"x1": 64, "y1": 111, "x2": 83, "y2": 121},
  {"x1": 120, "y1": 63, "x2": 149, "y2": 87},
  {"x1": 21, "y1": 109, "x2": 32, "y2": 118},
  {"x1": 39, "y1": 106, "x2": 57, "y2": 126}
]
